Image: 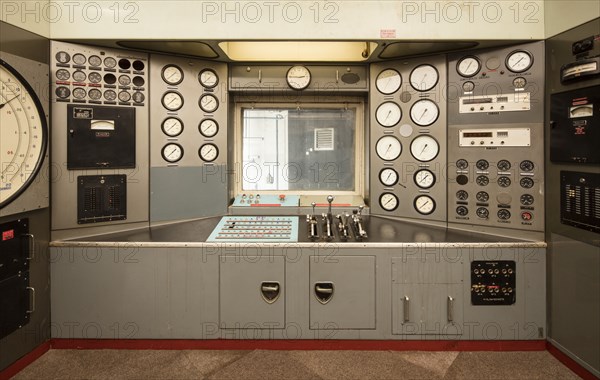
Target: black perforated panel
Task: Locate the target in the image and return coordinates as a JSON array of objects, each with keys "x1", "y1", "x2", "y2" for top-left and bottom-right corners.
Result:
[{"x1": 77, "y1": 175, "x2": 127, "y2": 224}]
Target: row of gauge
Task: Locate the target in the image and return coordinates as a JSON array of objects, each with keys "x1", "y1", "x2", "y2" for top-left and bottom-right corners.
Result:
[{"x1": 158, "y1": 64, "x2": 221, "y2": 164}]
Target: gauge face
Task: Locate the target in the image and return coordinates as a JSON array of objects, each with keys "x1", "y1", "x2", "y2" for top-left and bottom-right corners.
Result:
[
  {"x1": 409, "y1": 65, "x2": 438, "y2": 92},
  {"x1": 476, "y1": 159, "x2": 489, "y2": 171},
  {"x1": 72, "y1": 70, "x2": 86, "y2": 82},
  {"x1": 88, "y1": 72, "x2": 102, "y2": 83},
  {"x1": 104, "y1": 57, "x2": 117, "y2": 69},
  {"x1": 376, "y1": 136, "x2": 402, "y2": 161},
  {"x1": 456, "y1": 190, "x2": 469, "y2": 200},
  {"x1": 132, "y1": 76, "x2": 145, "y2": 87},
  {"x1": 410, "y1": 99, "x2": 439, "y2": 126},
  {"x1": 199, "y1": 143, "x2": 219, "y2": 162},
  {"x1": 286, "y1": 66, "x2": 311, "y2": 90},
  {"x1": 162, "y1": 91, "x2": 184, "y2": 111},
  {"x1": 456, "y1": 159, "x2": 469, "y2": 170},
  {"x1": 56, "y1": 69, "x2": 70, "y2": 81},
  {"x1": 103, "y1": 73, "x2": 116, "y2": 85},
  {"x1": 199, "y1": 94, "x2": 219, "y2": 113},
  {"x1": 55, "y1": 51, "x2": 70, "y2": 64},
  {"x1": 1, "y1": 59, "x2": 48, "y2": 208},
  {"x1": 72, "y1": 87, "x2": 86, "y2": 99},
  {"x1": 375, "y1": 102, "x2": 402, "y2": 127},
  {"x1": 410, "y1": 135, "x2": 439, "y2": 162},
  {"x1": 72, "y1": 53, "x2": 86, "y2": 65},
  {"x1": 497, "y1": 160, "x2": 511, "y2": 171},
  {"x1": 132, "y1": 92, "x2": 145, "y2": 103},
  {"x1": 88, "y1": 88, "x2": 102, "y2": 100},
  {"x1": 162, "y1": 117, "x2": 183, "y2": 137},
  {"x1": 55, "y1": 86, "x2": 70, "y2": 99},
  {"x1": 414, "y1": 195, "x2": 435, "y2": 215},
  {"x1": 456, "y1": 206, "x2": 469, "y2": 216},
  {"x1": 476, "y1": 175, "x2": 489, "y2": 186},
  {"x1": 497, "y1": 209, "x2": 511, "y2": 220},
  {"x1": 88, "y1": 55, "x2": 102, "y2": 67},
  {"x1": 476, "y1": 207, "x2": 489, "y2": 219},
  {"x1": 462, "y1": 81, "x2": 475, "y2": 92},
  {"x1": 506, "y1": 50, "x2": 533, "y2": 73},
  {"x1": 376, "y1": 69, "x2": 402, "y2": 94},
  {"x1": 519, "y1": 160, "x2": 534, "y2": 171},
  {"x1": 379, "y1": 168, "x2": 399, "y2": 187},
  {"x1": 199, "y1": 118, "x2": 219, "y2": 138},
  {"x1": 498, "y1": 176, "x2": 511, "y2": 187},
  {"x1": 161, "y1": 143, "x2": 183, "y2": 163},
  {"x1": 520, "y1": 177, "x2": 534, "y2": 189},
  {"x1": 457, "y1": 56, "x2": 481, "y2": 77},
  {"x1": 476, "y1": 191, "x2": 489, "y2": 202},
  {"x1": 414, "y1": 169, "x2": 435, "y2": 189},
  {"x1": 118, "y1": 91, "x2": 131, "y2": 102},
  {"x1": 513, "y1": 77, "x2": 527, "y2": 88},
  {"x1": 162, "y1": 64, "x2": 183, "y2": 85},
  {"x1": 520, "y1": 194, "x2": 534, "y2": 205},
  {"x1": 104, "y1": 90, "x2": 116, "y2": 101},
  {"x1": 118, "y1": 75, "x2": 131, "y2": 86},
  {"x1": 379, "y1": 192, "x2": 399, "y2": 211},
  {"x1": 199, "y1": 69, "x2": 218, "y2": 88}
]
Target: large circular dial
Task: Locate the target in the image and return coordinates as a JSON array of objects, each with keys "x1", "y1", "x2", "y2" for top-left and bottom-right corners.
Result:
[
  {"x1": 161, "y1": 65, "x2": 183, "y2": 85},
  {"x1": 0, "y1": 59, "x2": 48, "y2": 208},
  {"x1": 375, "y1": 69, "x2": 402, "y2": 94},
  {"x1": 506, "y1": 50, "x2": 533, "y2": 73},
  {"x1": 199, "y1": 94, "x2": 219, "y2": 113},
  {"x1": 161, "y1": 117, "x2": 184, "y2": 137},
  {"x1": 198, "y1": 69, "x2": 218, "y2": 88},
  {"x1": 379, "y1": 193, "x2": 399, "y2": 212},
  {"x1": 199, "y1": 143, "x2": 219, "y2": 162},
  {"x1": 199, "y1": 118, "x2": 219, "y2": 138},
  {"x1": 161, "y1": 143, "x2": 183, "y2": 163},
  {"x1": 162, "y1": 91, "x2": 184, "y2": 111},
  {"x1": 414, "y1": 195, "x2": 436, "y2": 215},
  {"x1": 286, "y1": 66, "x2": 311, "y2": 90},
  {"x1": 376, "y1": 136, "x2": 402, "y2": 161},
  {"x1": 379, "y1": 168, "x2": 399, "y2": 187},
  {"x1": 457, "y1": 56, "x2": 481, "y2": 77},
  {"x1": 410, "y1": 135, "x2": 439, "y2": 162},
  {"x1": 414, "y1": 169, "x2": 435, "y2": 189},
  {"x1": 375, "y1": 102, "x2": 402, "y2": 127},
  {"x1": 409, "y1": 64, "x2": 439, "y2": 92},
  {"x1": 410, "y1": 99, "x2": 439, "y2": 126}
]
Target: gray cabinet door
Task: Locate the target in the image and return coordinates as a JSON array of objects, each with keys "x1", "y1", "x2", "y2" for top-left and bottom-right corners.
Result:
[
  {"x1": 309, "y1": 256, "x2": 376, "y2": 329},
  {"x1": 220, "y1": 256, "x2": 285, "y2": 329}
]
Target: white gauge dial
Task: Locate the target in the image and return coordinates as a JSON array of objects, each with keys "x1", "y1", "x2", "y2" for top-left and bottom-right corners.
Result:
[
  {"x1": 199, "y1": 69, "x2": 218, "y2": 88},
  {"x1": 161, "y1": 117, "x2": 183, "y2": 137},
  {"x1": 379, "y1": 192, "x2": 399, "y2": 211},
  {"x1": 506, "y1": 50, "x2": 533, "y2": 73},
  {"x1": 457, "y1": 56, "x2": 481, "y2": 77},
  {"x1": 1, "y1": 59, "x2": 48, "y2": 208},
  {"x1": 410, "y1": 99, "x2": 439, "y2": 126},
  {"x1": 376, "y1": 136, "x2": 402, "y2": 161},
  {"x1": 162, "y1": 65, "x2": 184, "y2": 85},
  {"x1": 376, "y1": 69, "x2": 402, "y2": 94},
  {"x1": 410, "y1": 135, "x2": 439, "y2": 162},
  {"x1": 410, "y1": 64, "x2": 439, "y2": 92},
  {"x1": 414, "y1": 169, "x2": 435, "y2": 189},
  {"x1": 199, "y1": 143, "x2": 219, "y2": 162},
  {"x1": 286, "y1": 66, "x2": 311, "y2": 90},
  {"x1": 161, "y1": 143, "x2": 183, "y2": 163},
  {"x1": 376, "y1": 102, "x2": 402, "y2": 127},
  {"x1": 199, "y1": 94, "x2": 218, "y2": 113},
  {"x1": 162, "y1": 91, "x2": 183, "y2": 111},
  {"x1": 379, "y1": 168, "x2": 399, "y2": 187},
  {"x1": 199, "y1": 118, "x2": 219, "y2": 137},
  {"x1": 414, "y1": 195, "x2": 436, "y2": 215}
]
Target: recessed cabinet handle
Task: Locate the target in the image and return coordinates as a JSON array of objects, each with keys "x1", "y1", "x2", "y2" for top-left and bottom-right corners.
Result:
[
  {"x1": 447, "y1": 296, "x2": 454, "y2": 322},
  {"x1": 315, "y1": 286, "x2": 333, "y2": 294},
  {"x1": 26, "y1": 286, "x2": 35, "y2": 313},
  {"x1": 261, "y1": 285, "x2": 279, "y2": 292},
  {"x1": 314, "y1": 282, "x2": 334, "y2": 304},
  {"x1": 403, "y1": 296, "x2": 410, "y2": 322},
  {"x1": 260, "y1": 281, "x2": 281, "y2": 304}
]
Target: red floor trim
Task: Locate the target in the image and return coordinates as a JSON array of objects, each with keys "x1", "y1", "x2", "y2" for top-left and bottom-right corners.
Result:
[
  {"x1": 49, "y1": 338, "x2": 546, "y2": 351},
  {"x1": 547, "y1": 342, "x2": 599, "y2": 380},
  {"x1": 0, "y1": 341, "x2": 51, "y2": 380}
]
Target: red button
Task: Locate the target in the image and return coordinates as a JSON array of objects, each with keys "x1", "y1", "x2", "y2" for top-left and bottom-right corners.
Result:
[{"x1": 521, "y1": 212, "x2": 533, "y2": 221}]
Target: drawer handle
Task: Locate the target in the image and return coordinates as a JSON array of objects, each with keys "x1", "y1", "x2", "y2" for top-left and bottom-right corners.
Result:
[
  {"x1": 24, "y1": 233, "x2": 35, "y2": 260},
  {"x1": 260, "y1": 281, "x2": 280, "y2": 304},
  {"x1": 403, "y1": 296, "x2": 410, "y2": 322},
  {"x1": 26, "y1": 286, "x2": 35, "y2": 313},
  {"x1": 447, "y1": 296, "x2": 454, "y2": 322},
  {"x1": 314, "y1": 282, "x2": 334, "y2": 304}
]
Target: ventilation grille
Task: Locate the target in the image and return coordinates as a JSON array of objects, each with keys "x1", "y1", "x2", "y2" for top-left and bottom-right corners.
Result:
[
  {"x1": 314, "y1": 128, "x2": 334, "y2": 151},
  {"x1": 560, "y1": 171, "x2": 600, "y2": 233},
  {"x1": 78, "y1": 175, "x2": 127, "y2": 224}
]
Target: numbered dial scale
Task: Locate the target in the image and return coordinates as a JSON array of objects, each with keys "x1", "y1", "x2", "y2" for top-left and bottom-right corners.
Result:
[{"x1": 1, "y1": 59, "x2": 48, "y2": 207}]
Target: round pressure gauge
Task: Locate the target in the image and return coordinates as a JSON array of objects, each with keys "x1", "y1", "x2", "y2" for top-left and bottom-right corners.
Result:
[
  {"x1": 1, "y1": 59, "x2": 48, "y2": 208},
  {"x1": 199, "y1": 143, "x2": 219, "y2": 162},
  {"x1": 104, "y1": 90, "x2": 117, "y2": 101},
  {"x1": 414, "y1": 195, "x2": 435, "y2": 215},
  {"x1": 161, "y1": 143, "x2": 183, "y2": 163},
  {"x1": 376, "y1": 136, "x2": 402, "y2": 161},
  {"x1": 55, "y1": 69, "x2": 70, "y2": 81},
  {"x1": 103, "y1": 57, "x2": 117, "y2": 69},
  {"x1": 161, "y1": 117, "x2": 183, "y2": 137},
  {"x1": 55, "y1": 51, "x2": 70, "y2": 64},
  {"x1": 410, "y1": 135, "x2": 439, "y2": 162},
  {"x1": 118, "y1": 91, "x2": 131, "y2": 102},
  {"x1": 88, "y1": 88, "x2": 102, "y2": 100},
  {"x1": 506, "y1": 50, "x2": 533, "y2": 73},
  {"x1": 72, "y1": 70, "x2": 86, "y2": 83},
  {"x1": 379, "y1": 168, "x2": 399, "y2": 187},
  {"x1": 409, "y1": 64, "x2": 439, "y2": 92},
  {"x1": 88, "y1": 72, "x2": 102, "y2": 83},
  {"x1": 286, "y1": 66, "x2": 311, "y2": 90},
  {"x1": 199, "y1": 69, "x2": 218, "y2": 88},
  {"x1": 72, "y1": 53, "x2": 86, "y2": 65},
  {"x1": 161, "y1": 64, "x2": 184, "y2": 85},
  {"x1": 410, "y1": 99, "x2": 439, "y2": 126},
  {"x1": 72, "y1": 87, "x2": 86, "y2": 99},
  {"x1": 88, "y1": 55, "x2": 102, "y2": 67},
  {"x1": 132, "y1": 92, "x2": 145, "y2": 103},
  {"x1": 414, "y1": 169, "x2": 435, "y2": 189},
  {"x1": 375, "y1": 69, "x2": 402, "y2": 94},
  {"x1": 379, "y1": 192, "x2": 399, "y2": 212},
  {"x1": 118, "y1": 75, "x2": 131, "y2": 86},
  {"x1": 375, "y1": 101, "x2": 402, "y2": 127},
  {"x1": 162, "y1": 91, "x2": 184, "y2": 111},
  {"x1": 199, "y1": 94, "x2": 218, "y2": 113},
  {"x1": 55, "y1": 86, "x2": 70, "y2": 99},
  {"x1": 457, "y1": 56, "x2": 481, "y2": 77},
  {"x1": 199, "y1": 118, "x2": 219, "y2": 138}
]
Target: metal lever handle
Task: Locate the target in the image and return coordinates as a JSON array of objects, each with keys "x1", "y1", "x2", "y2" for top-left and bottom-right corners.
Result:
[
  {"x1": 24, "y1": 233, "x2": 35, "y2": 260},
  {"x1": 261, "y1": 285, "x2": 279, "y2": 292},
  {"x1": 447, "y1": 296, "x2": 454, "y2": 322},
  {"x1": 403, "y1": 296, "x2": 410, "y2": 322},
  {"x1": 315, "y1": 285, "x2": 333, "y2": 294},
  {"x1": 26, "y1": 286, "x2": 35, "y2": 313}
]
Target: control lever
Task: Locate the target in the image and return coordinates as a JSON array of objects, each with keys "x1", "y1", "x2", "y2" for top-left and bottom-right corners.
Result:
[
  {"x1": 306, "y1": 201, "x2": 319, "y2": 240},
  {"x1": 336, "y1": 214, "x2": 349, "y2": 241},
  {"x1": 351, "y1": 205, "x2": 368, "y2": 241},
  {"x1": 322, "y1": 213, "x2": 333, "y2": 241},
  {"x1": 323, "y1": 195, "x2": 335, "y2": 240}
]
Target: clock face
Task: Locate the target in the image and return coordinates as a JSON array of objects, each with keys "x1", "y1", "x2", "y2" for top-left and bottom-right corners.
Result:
[
  {"x1": 1, "y1": 59, "x2": 48, "y2": 208},
  {"x1": 286, "y1": 66, "x2": 311, "y2": 90}
]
